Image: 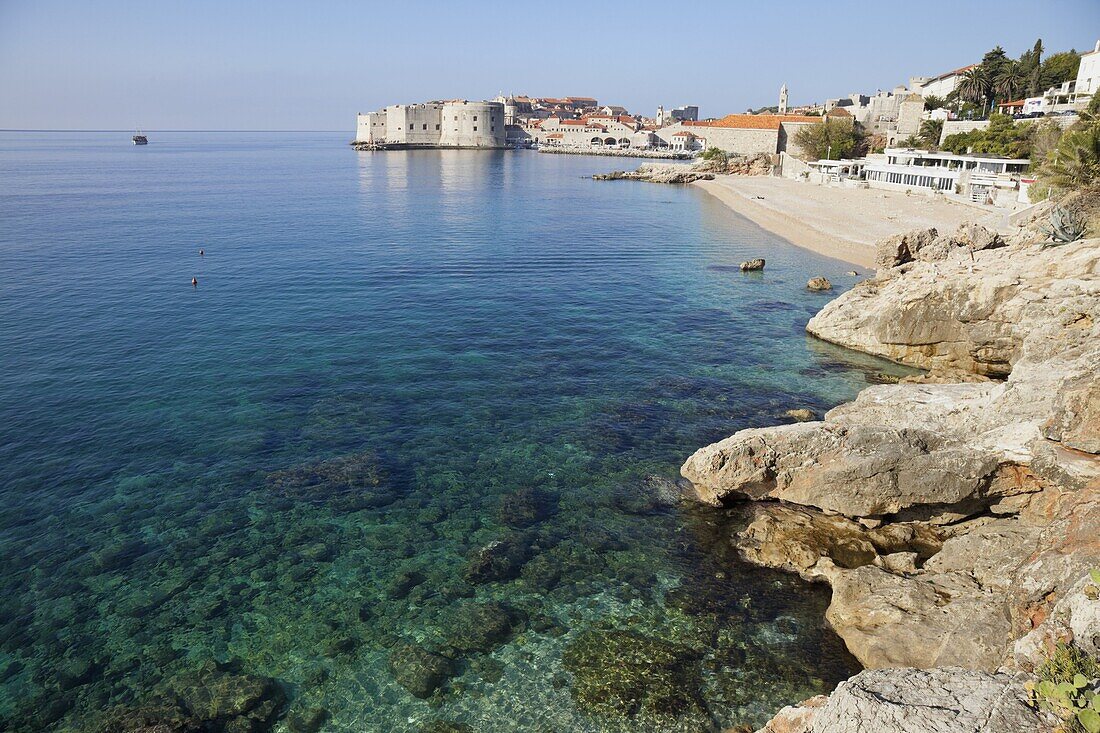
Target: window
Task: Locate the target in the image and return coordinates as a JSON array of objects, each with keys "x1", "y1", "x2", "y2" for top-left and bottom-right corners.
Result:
[
  {"x1": 473, "y1": 115, "x2": 478, "y2": 121},
  {"x1": 409, "y1": 124, "x2": 413, "y2": 130},
  {"x1": 423, "y1": 124, "x2": 427, "y2": 130},
  {"x1": 436, "y1": 124, "x2": 440, "y2": 130},
  {"x1": 473, "y1": 126, "x2": 477, "y2": 131}
]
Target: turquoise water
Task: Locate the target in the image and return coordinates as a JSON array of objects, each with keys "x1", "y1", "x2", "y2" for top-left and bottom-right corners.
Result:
[{"x1": 0, "y1": 132, "x2": 904, "y2": 733}]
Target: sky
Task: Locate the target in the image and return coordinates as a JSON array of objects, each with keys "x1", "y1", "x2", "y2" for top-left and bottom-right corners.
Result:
[{"x1": 1, "y1": 0, "x2": 1098, "y2": 131}]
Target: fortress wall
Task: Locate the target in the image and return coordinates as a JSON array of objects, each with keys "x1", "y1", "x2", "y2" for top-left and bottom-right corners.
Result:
[
  {"x1": 439, "y1": 102, "x2": 507, "y2": 148},
  {"x1": 386, "y1": 104, "x2": 443, "y2": 146},
  {"x1": 655, "y1": 125, "x2": 778, "y2": 155},
  {"x1": 356, "y1": 112, "x2": 387, "y2": 143}
]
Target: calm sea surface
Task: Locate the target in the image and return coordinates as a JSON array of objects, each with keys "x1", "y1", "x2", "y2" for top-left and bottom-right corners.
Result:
[{"x1": 0, "y1": 132, "x2": 907, "y2": 733}]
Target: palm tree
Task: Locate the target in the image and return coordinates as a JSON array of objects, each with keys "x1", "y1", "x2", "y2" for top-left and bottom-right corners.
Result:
[
  {"x1": 957, "y1": 67, "x2": 991, "y2": 108},
  {"x1": 994, "y1": 65, "x2": 1023, "y2": 104},
  {"x1": 1045, "y1": 127, "x2": 1100, "y2": 190},
  {"x1": 918, "y1": 119, "x2": 944, "y2": 148}
]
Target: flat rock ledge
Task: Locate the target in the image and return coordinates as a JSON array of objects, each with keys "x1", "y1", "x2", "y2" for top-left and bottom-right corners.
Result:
[
  {"x1": 682, "y1": 231, "x2": 1100, "y2": 731},
  {"x1": 752, "y1": 667, "x2": 1056, "y2": 733}
]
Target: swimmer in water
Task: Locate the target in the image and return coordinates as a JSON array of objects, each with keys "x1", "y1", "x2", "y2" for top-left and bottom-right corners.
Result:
[
  {"x1": 191, "y1": 277, "x2": 198, "y2": 287},
  {"x1": 199, "y1": 249, "x2": 204, "y2": 256}
]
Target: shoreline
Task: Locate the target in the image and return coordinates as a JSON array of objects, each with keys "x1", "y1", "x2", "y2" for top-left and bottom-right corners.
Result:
[
  {"x1": 693, "y1": 175, "x2": 1010, "y2": 271},
  {"x1": 693, "y1": 178, "x2": 876, "y2": 269}
]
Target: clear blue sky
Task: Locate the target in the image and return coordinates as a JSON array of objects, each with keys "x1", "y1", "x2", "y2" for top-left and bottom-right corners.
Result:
[{"x1": 1, "y1": 0, "x2": 1097, "y2": 130}]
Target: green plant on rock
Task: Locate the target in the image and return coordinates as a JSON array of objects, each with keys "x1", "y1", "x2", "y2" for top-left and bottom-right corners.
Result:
[
  {"x1": 1028, "y1": 643, "x2": 1100, "y2": 732},
  {"x1": 699, "y1": 146, "x2": 727, "y2": 163}
]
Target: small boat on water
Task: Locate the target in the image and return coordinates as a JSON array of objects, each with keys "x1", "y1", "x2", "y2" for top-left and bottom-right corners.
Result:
[{"x1": 132, "y1": 131, "x2": 148, "y2": 145}]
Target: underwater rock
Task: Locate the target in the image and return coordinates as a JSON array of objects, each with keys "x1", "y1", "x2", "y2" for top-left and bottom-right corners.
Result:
[
  {"x1": 388, "y1": 641, "x2": 456, "y2": 699},
  {"x1": 286, "y1": 706, "x2": 329, "y2": 733},
  {"x1": 612, "y1": 475, "x2": 686, "y2": 515},
  {"x1": 92, "y1": 701, "x2": 202, "y2": 733},
  {"x1": 497, "y1": 487, "x2": 557, "y2": 528},
  {"x1": 784, "y1": 408, "x2": 817, "y2": 422},
  {"x1": 583, "y1": 400, "x2": 676, "y2": 453},
  {"x1": 562, "y1": 628, "x2": 706, "y2": 721},
  {"x1": 57, "y1": 655, "x2": 103, "y2": 691},
  {"x1": 93, "y1": 663, "x2": 287, "y2": 733},
  {"x1": 462, "y1": 536, "x2": 531, "y2": 584},
  {"x1": 169, "y1": 663, "x2": 287, "y2": 729},
  {"x1": 419, "y1": 721, "x2": 474, "y2": 733},
  {"x1": 387, "y1": 568, "x2": 426, "y2": 599},
  {"x1": 443, "y1": 601, "x2": 523, "y2": 654},
  {"x1": 265, "y1": 451, "x2": 396, "y2": 511}
]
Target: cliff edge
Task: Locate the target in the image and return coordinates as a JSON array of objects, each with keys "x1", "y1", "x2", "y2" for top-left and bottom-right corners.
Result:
[{"x1": 681, "y1": 226, "x2": 1100, "y2": 732}]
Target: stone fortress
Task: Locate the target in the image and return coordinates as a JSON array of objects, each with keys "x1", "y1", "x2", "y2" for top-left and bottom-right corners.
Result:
[{"x1": 355, "y1": 100, "x2": 507, "y2": 149}]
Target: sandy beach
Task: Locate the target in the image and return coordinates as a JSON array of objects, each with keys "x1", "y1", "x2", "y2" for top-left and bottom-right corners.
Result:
[{"x1": 695, "y1": 176, "x2": 1007, "y2": 269}]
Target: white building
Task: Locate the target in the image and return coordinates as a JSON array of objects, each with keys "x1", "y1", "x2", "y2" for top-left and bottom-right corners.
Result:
[
  {"x1": 1076, "y1": 40, "x2": 1100, "y2": 97},
  {"x1": 864, "y1": 148, "x2": 1029, "y2": 206},
  {"x1": 916, "y1": 64, "x2": 979, "y2": 100}
]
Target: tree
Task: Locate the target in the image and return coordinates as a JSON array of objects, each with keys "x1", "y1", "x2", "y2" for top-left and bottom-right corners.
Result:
[
  {"x1": 923, "y1": 95, "x2": 946, "y2": 111},
  {"x1": 919, "y1": 119, "x2": 944, "y2": 148},
  {"x1": 994, "y1": 63, "x2": 1024, "y2": 103},
  {"x1": 957, "y1": 67, "x2": 991, "y2": 109},
  {"x1": 1023, "y1": 38, "x2": 1044, "y2": 96},
  {"x1": 1042, "y1": 126, "x2": 1100, "y2": 190},
  {"x1": 940, "y1": 114, "x2": 1034, "y2": 158},
  {"x1": 793, "y1": 119, "x2": 863, "y2": 160},
  {"x1": 1040, "y1": 51, "x2": 1081, "y2": 90}
]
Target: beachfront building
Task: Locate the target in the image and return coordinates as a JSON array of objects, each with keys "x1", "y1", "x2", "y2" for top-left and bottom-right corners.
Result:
[
  {"x1": 864, "y1": 148, "x2": 1030, "y2": 205},
  {"x1": 355, "y1": 101, "x2": 507, "y2": 149}
]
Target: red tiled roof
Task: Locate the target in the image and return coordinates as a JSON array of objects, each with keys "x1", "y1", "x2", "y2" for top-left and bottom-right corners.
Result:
[
  {"x1": 560, "y1": 119, "x2": 586, "y2": 126},
  {"x1": 684, "y1": 114, "x2": 822, "y2": 130}
]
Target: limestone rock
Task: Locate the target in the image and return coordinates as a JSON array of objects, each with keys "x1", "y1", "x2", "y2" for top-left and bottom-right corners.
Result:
[
  {"x1": 593, "y1": 163, "x2": 714, "y2": 184},
  {"x1": 683, "y1": 237, "x2": 1100, "y2": 674},
  {"x1": 803, "y1": 668, "x2": 1054, "y2": 733},
  {"x1": 807, "y1": 277, "x2": 832, "y2": 291},
  {"x1": 740, "y1": 258, "x2": 765, "y2": 271},
  {"x1": 752, "y1": 695, "x2": 827, "y2": 733},
  {"x1": 681, "y1": 420, "x2": 1030, "y2": 517},
  {"x1": 784, "y1": 408, "x2": 817, "y2": 422},
  {"x1": 953, "y1": 222, "x2": 1006, "y2": 252},
  {"x1": 810, "y1": 235, "x2": 1100, "y2": 377},
  {"x1": 875, "y1": 227, "x2": 938, "y2": 269},
  {"x1": 1043, "y1": 377, "x2": 1100, "y2": 454}
]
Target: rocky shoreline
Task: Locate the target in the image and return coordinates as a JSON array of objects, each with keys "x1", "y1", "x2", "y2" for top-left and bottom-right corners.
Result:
[
  {"x1": 680, "y1": 218, "x2": 1100, "y2": 732},
  {"x1": 593, "y1": 154, "x2": 776, "y2": 184}
]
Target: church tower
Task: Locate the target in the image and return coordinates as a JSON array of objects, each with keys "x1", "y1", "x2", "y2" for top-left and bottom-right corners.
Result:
[{"x1": 779, "y1": 84, "x2": 789, "y2": 115}]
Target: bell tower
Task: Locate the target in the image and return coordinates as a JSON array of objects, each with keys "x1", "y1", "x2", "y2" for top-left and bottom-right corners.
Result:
[{"x1": 779, "y1": 84, "x2": 789, "y2": 115}]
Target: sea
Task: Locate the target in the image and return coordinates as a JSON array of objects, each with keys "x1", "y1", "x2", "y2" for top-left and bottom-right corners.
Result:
[{"x1": 0, "y1": 132, "x2": 910, "y2": 733}]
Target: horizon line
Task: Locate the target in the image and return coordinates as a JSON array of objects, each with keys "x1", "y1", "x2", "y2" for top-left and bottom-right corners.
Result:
[{"x1": 0, "y1": 129, "x2": 350, "y2": 133}]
